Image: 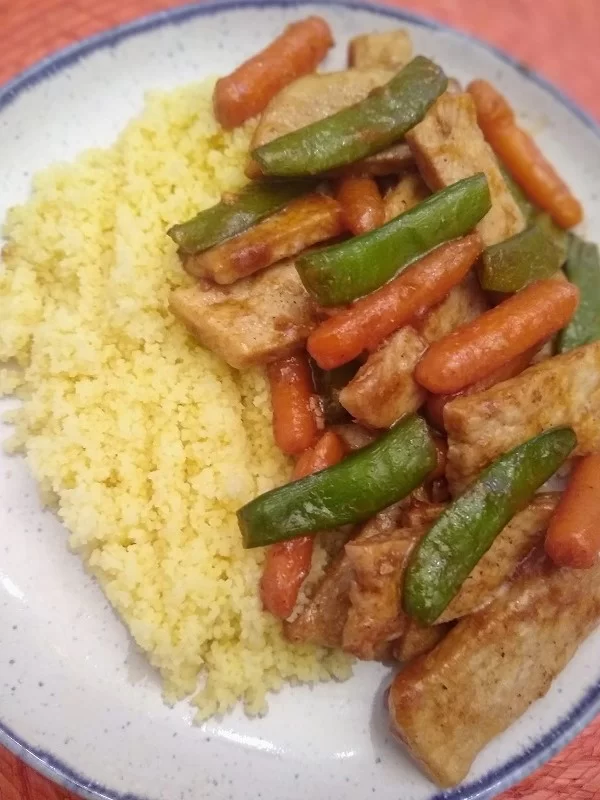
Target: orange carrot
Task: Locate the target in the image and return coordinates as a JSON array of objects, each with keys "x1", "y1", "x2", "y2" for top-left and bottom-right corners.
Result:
[
  {"x1": 260, "y1": 431, "x2": 346, "y2": 618},
  {"x1": 337, "y1": 176, "x2": 385, "y2": 235},
  {"x1": 425, "y1": 346, "x2": 538, "y2": 430},
  {"x1": 267, "y1": 352, "x2": 319, "y2": 456},
  {"x1": 416, "y1": 280, "x2": 579, "y2": 395},
  {"x1": 468, "y1": 80, "x2": 583, "y2": 228},
  {"x1": 307, "y1": 234, "x2": 483, "y2": 370},
  {"x1": 545, "y1": 455, "x2": 600, "y2": 569},
  {"x1": 213, "y1": 17, "x2": 334, "y2": 129}
]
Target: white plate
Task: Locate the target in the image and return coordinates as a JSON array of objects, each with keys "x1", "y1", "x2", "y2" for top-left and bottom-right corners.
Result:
[{"x1": 1, "y1": 3, "x2": 600, "y2": 799}]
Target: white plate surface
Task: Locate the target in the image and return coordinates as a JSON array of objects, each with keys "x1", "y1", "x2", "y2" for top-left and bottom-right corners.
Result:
[{"x1": 1, "y1": 3, "x2": 600, "y2": 799}]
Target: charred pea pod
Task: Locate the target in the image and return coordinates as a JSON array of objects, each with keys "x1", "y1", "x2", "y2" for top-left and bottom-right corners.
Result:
[
  {"x1": 557, "y1": 234, "x2": 600, "y2": 352},
  {"x1": 403, "y1": 426, "x2": 577, "y2": 625},
  {"x1": 297, "y1": 174, "x2": 490, "y2": 306},
  {"x1": 167, "y1": 181, "x2": 311, "y2": 255},
  {"x1": 479, "y1": 214, "x2": 567, "y2": 293},
  {"x1": 238, "y1": 415, "x2": 436, "y2": 548},
  {"x1": 252, "y1": 56, "x2": 448, "y2": 177}
]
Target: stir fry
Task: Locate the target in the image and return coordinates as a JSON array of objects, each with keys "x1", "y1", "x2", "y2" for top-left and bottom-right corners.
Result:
[{"x1": 166, "y1": 17, "x2": 600, "y2": 788}]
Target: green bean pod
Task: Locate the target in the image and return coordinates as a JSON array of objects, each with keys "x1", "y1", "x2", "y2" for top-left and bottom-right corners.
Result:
[
  {"x1": 296, "y1": 173, "x2": 491, "y2": 306},
  {"x1": 238, "y1": 415, "x2": 436, "y2": 549},
  {"x1": 404, "y1": 427, "x2": 577, "y2": 625},
  {"x1": 480, "y1": 215, "x2": 566, "y2": 293},
  {"x1": 557, "y1": 234, "x2": 600, "y2": 352},
  {"x1": 252, "y1": 56, "x2": 447, "y2": 177},
  {"x1": 167, "y1": 181, "x2": 311, "y2": 255}
]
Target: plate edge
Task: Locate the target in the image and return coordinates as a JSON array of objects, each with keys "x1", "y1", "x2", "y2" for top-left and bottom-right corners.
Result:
[{"x1": 1, "y1": 2, "x2": 599, "y2": 800}]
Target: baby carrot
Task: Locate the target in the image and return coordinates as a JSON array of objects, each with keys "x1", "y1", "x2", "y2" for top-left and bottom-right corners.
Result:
[
  {"x1": 468, "y1": 80, "x2": 583, "y2": 229},
  {"x1": 425, "y1": 347, "x2": 538, "y2": 431},
  {"x1": 416, "y1": 280, "x2": 579, "y2": 395},
  {"x1": 545, "y1": 455, "x2": 600, "y2": 569},
  {"x1": 267, "y1": 352, "x2": 320, "y2": 456},
  {"x1": 307, "y1": 234, "x2": 482, "y2": 370},
  {"x1": 213, "y1": 17, "x2": 334, "y2": 129},
  {"x1": 336, "y1": 176, "x2": 385, "y2": 236},
  {"x1": 260, "y1": 431, "x2": 346, "y2": 618}
]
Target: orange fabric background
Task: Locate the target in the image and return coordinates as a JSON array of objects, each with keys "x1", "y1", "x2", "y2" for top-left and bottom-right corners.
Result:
[{"x1": 1, "y1": 1, "x2": 600, "y2": 798}]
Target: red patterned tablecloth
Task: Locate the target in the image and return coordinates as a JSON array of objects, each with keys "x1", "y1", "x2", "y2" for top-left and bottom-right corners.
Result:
[{"x1": 1, "y1": 1, "x2": 599, "y2": 798}]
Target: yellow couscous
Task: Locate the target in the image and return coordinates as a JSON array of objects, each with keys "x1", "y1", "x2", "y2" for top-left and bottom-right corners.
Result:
[{"x1": 0, "y1": 80, "x2": 351, "y2": 719}]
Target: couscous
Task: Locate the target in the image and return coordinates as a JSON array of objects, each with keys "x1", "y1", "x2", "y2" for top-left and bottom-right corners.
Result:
[{"x1": 0, "y1": 80, "x2": 351, "y2": 720}]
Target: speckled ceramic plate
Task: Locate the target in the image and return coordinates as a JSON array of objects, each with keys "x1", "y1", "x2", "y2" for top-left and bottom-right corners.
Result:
[{"x1": 1, "y1": 2, "x2": 600, "y2": 799}]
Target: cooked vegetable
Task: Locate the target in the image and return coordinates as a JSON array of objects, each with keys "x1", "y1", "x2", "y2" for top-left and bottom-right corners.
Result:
[
  {"x1": 238, "y1": 415, "x2": 436, "y2": 548},
  {"x1": 307, "y1": 234, "x2": 483, "y2": 368},
  {"x1": 213, "y1": 16, "x2": 334, "y2": 129},
  {"x1": 439, "y1": 493, "x2": 559, "y2": 622},
  {"x1": 246, "y1": 68, "x2": 414, "y2": 178},
  {"x1": 337, "y1": 176, "x2": 385, "y2": 235},
  {"x1": 267, "y1": 352, "x2": 319, "y2": 455},
  {"x1": 252, "y1": 56, "x2": 447, "y2": 177},
  {"x1": 468, "y1": 79, "x2": 583, "y2": 228},
  {"x1": 557, "y1": 234, "x2": 600, "y2": 352},
  {"x1": 297, "y1": 174, "x2": 490, "y2": 306},
  {"x1": 425, "y1": 347, "x2": 536, "y2": 431},
  {"x1": 183, "y1": 194, "x2": 345, "y2": 284},
  {"x1": 260, "y1": 431, "x2": 346, "y2": 619},
  {"x1": 479, "y1": 215, "x2": 566, "y2": 292},
  {"x1": 249, "y1": 68, "x2": 391, "y2": 154},
  {"x1": 168, "y1": 182, "x2": 310, "y2": 255},
  {"x1": 416, "y1": 279, "x2": 579, "y2": 394},
  {"x1": 311, "y1": 359, "x2": 361, "y2": 425},
  {"x1": 545, "y1": 454, "x2": 600, "y2": 569},
  {"x1": 403, "y1": 427, "x2": 576, "y2": 625}
]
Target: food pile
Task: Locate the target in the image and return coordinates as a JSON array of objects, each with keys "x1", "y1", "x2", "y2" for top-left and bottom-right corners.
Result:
[{"x1": 166, "y1": 17, "x2": 600, "y2": 786}]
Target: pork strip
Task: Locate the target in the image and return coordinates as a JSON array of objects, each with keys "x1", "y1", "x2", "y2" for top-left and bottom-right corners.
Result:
[
  {"x1": 392, "y1": 619, "x2": 451, "y2": 663},
  {"x1": 339, "y1": 327, "x2": 428, "y2": 429},
  {"x1": 384, "y1": 171, "x2": 430, "y2": 222},
  {"x1": 183, "y1": 194, "x2": 344, "y2": 284},
  {"x1": 406, "y1": 92, "x2": 525, "y2": 246},
  {"x1": 445, "y1": 341, "x2": 600, "y2": 492},
  {"x1": 343, "y1": 529, "x2": 418, "y2": 660},
  {"x1": 285, "y1": 505, "x2": 405, "y2": 648},
  {"x1": 417, "y1": 272, "x2": 488, "y2": 345},
  {"x1": 438, "y1": 493, "x2": 560, "y2": 622},
  {"x1": 169, "y1": 260, "x2": 317, "y2": 369},
  {"x1": 348, "y1": 29, "x2": 413, "y2": 71},
  {"x1": 389, "y1": 558, "x2": 600, "y2": 787},
  {"x1": 247, "y1": 69, "x2": 412, "y2": 178}
]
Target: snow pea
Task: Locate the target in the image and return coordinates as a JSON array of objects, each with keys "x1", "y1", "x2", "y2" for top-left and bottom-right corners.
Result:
[
  {"x1": 297, "y1": 173, "x2": 490, "y2": 306},
  {"x1": 252, "y1": 56, "x2": 447, "y2": 177},
  {"x1": 238, "y1": 415, "x2": 436, "y2": 548},
  {"x1": 404, "y1": 426, "x2": 577, "y2": 625}
]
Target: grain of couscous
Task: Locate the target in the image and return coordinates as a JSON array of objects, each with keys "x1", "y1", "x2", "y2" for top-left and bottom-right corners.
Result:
[{"x1": 0, "y1": 80, "x2": 351, "y2": 719}]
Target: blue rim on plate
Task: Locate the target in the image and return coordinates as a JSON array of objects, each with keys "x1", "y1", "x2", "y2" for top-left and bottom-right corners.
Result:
[{"x1": 0, "y1": 2, "x2": 599, "y2": 799}]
